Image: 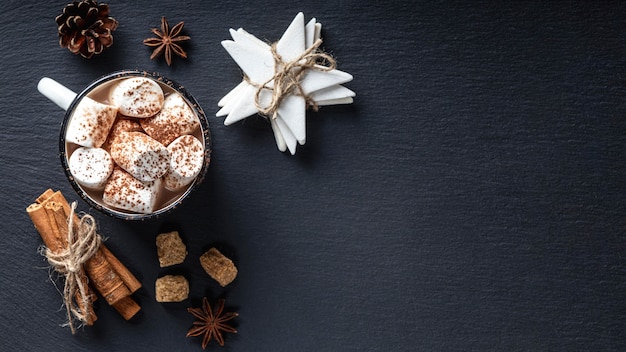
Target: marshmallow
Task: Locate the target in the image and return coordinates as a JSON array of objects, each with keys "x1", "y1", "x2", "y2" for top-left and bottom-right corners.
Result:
[
  {"x1": 140, "y1": 93, "x2": 200, "y2": 146},
  {"x1": 110, "y1": 132, "x2": 170, "y2": 182},
  {"x1": 101, "y1": 118, "x2": 143, "y2": 152},
  {"x1": 163, "y1": 135, "x2": 205, "y2": 191},
  {"x1": 103, "y1": 167, "x2": 163, "y2": 214},
  {"x1": 68, "y1": 147, "x2": 114, "y2": 190},
  {"x1": 65, "y1": 97, "x2": 118, "y2": 148},
  {"x1": 110, "y1": 77, "x2": 164, "y2": 118}
]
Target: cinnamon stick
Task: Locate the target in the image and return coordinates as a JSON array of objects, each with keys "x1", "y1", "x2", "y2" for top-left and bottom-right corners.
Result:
[
  {"x1": 40, "y1": 189, "x2": 142, "y2": 294},
  {"x1": 28, "y1": 189, "x2": 141, "y2": 322},
  {"x1": 100, "y1": 244, "x2": 142, "y2": 293},
  {"x1": 41, "y1": 203, "x2": 130, "y2": 306},
  {"x1": 35, "y1": 188, "x2": 56, "y2": 205},
  {"x1": 112, "y1": 296, "x2": 142, "y2": 320},
  {"x1": 26, "y1": 202, "x2": 97, "y2": 326},
  {"x1": 83, "y1": 249, "x2": 131, "y2": 305},
  {"x1": 45, "y1": 201, "x2": 99, "y2": 325}
]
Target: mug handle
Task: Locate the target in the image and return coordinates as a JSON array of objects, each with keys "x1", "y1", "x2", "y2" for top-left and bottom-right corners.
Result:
[{"x1": 37, "y1": 77, "x2": 77, "y2": 111}]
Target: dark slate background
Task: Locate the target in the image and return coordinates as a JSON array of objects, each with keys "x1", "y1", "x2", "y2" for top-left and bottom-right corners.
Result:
[{"x1": 1, "y1": 1, "x2": 625, "y2": 351}]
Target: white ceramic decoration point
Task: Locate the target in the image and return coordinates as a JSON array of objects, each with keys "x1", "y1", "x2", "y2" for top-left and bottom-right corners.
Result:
[
  {"x1": 217, "y1": 83, "x2": 249, "y2": 117},
  {"x1": 274, "y1": 114, "x2": 298, "y2": 154},
  {"x1": 309, "y1": 85, "x2": 356, "y2": 102},
  {"x1": 236, "y1": 28, "x2": 269, "y2": 48},
  {"x1": 276, "y1": 12, "x2": 305, "y2": 62},
  {"x1": 231, "y1": 28, "x2": 270, "y2": 51},
  {"x1": 314, "y1": 23, "x2": 322, "y2": 42},
  {"x1": 300, "y1": 69, "x2": 354, "y2": 94},
  {"x1": 223, "y1": 83, "x2": 260, "y2": 125},
  {"x1": 218, "y1": 81, "x2": 246, "y2": 108},
  {"x1": 217, "y1": 13, "x2": 354, "y2": 154},
  {"x1": 270, "y1": 119, "x2": 287, "y2": 152},
  {"x1": 222, "y1": 40, "x2": 274, "y2": 84},
  {"x1": 305, "y1": 18, "x2": 317, "y2": 49},
  {"x1": 276, "y1": 94, "x2": 306, "y2": 143},
  {"x1": 315, "y1": 97, "x2": 354, "y2": 106}
]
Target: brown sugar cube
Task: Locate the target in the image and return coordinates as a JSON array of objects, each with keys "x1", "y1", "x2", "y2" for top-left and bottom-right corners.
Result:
[
  {"x1": 155, "y1": 275, "x2": 189, "y2": 302},
  {"x1": 156, "y1": 231, "x2": 187, "y2": 267},
  {"x1": 199, "y1": 248, "x2": 238, "y2": 287}
]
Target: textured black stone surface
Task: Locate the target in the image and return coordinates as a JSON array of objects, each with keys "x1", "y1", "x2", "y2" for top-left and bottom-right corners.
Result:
[{"x1": 1, "y1": 1, "x2": 625, "y2": 351}]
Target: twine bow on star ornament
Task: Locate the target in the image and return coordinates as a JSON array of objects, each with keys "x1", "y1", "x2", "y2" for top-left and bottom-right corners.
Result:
[{"x1": 217, "y1": 12, "x2": 356, "y2": 155}]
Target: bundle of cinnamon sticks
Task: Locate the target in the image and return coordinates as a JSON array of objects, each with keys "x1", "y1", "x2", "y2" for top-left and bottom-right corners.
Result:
[{"x1": 26, "y1": 189, "x2": 141, "y2": 330}]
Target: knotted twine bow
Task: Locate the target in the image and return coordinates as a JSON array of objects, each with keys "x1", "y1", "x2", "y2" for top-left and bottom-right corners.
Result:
[
  {"x1": 43, "y1": 202, "x2": 101, "y2": 334},
  {"x1": 250, "y1": 38, "x2": 337, "y2": 119}
]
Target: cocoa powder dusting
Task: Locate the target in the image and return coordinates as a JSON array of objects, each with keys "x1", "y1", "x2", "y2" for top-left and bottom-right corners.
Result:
[{"x1": 68, "y1": 76, "x2": 205, "y2": 214}]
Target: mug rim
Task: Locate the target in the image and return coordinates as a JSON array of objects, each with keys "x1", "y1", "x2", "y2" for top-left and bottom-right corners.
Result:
[{"x1": 59, "y1": 69, "x2": 211, "y2": 221}]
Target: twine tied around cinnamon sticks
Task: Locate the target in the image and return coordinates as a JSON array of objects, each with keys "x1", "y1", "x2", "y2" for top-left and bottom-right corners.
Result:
[
  {"x1": 43, "y1": 202, "x2": 101, "y2": 334},
  {"x1": 27, "y1": 189, "x2": 142, "y2": 334},
  {"x1": 248, "y1": 38, "x2": 336, "y2": 119}
]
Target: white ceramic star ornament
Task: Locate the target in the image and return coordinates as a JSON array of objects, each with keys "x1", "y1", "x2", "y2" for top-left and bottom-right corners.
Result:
[{"x1": 217, "y1": 12, "x2": 355, "y2": 154}]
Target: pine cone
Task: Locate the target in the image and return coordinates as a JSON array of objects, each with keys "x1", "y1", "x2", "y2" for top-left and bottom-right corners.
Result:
[{"x1": 55, "y1": 0, "x2": 118, "y2": 58}]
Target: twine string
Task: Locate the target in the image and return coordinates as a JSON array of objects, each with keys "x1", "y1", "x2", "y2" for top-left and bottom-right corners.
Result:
[
  {"x1": 249, "y1": 38, "x2": 336, "y2": 119},
  {"x1": 44, "y1": 202, "x2": 101, "y2": 334}
]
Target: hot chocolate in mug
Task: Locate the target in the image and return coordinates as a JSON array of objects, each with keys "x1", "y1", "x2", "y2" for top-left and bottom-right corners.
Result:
[{"x1": 38, "y1": 70, "x2": 211, "y2": 220}]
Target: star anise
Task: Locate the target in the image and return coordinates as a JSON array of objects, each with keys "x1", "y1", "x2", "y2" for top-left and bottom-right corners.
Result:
[
  {"x1": 143, "y1": 17, "x2": 190, "y2": 66},
  {"x1": 186, "y1": 297, "x2": 238, "y2": 348}
]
